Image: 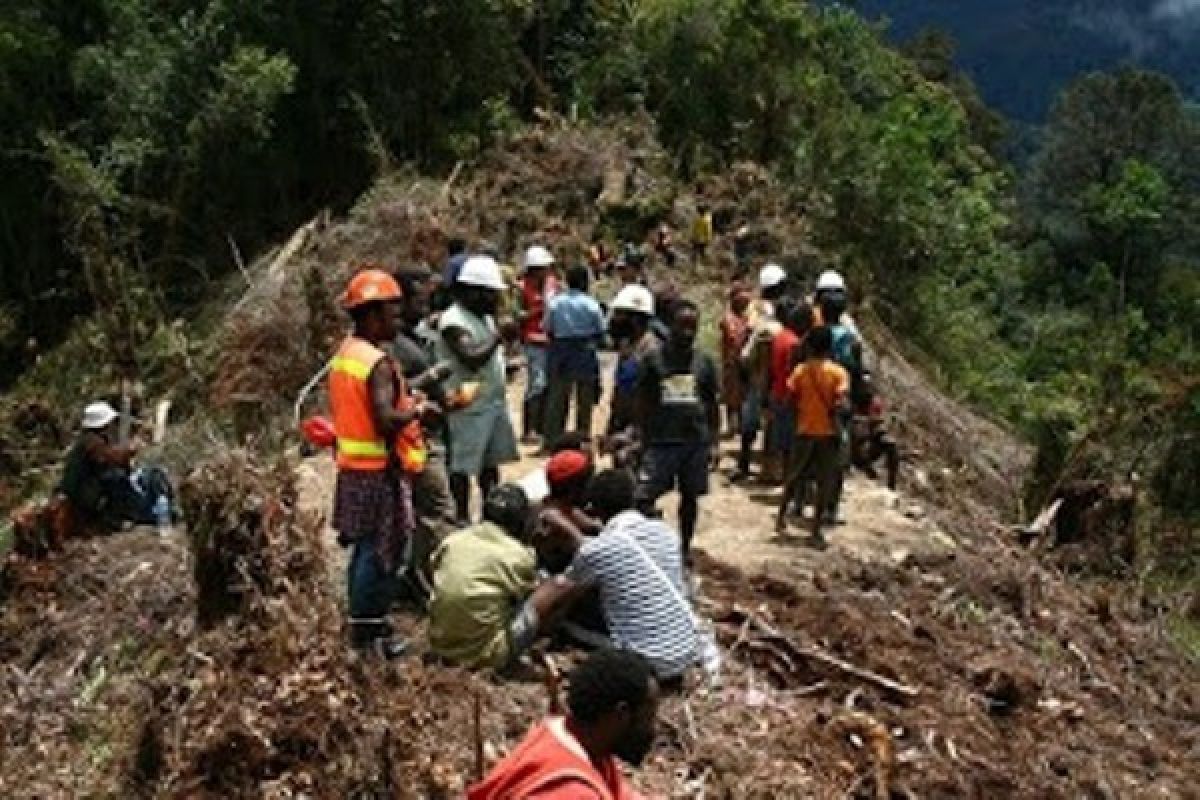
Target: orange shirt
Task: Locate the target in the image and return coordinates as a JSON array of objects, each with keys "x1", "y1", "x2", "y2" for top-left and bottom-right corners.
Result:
[{"x1": 787, "y1": 358, "x2": 849, "y2": 436}]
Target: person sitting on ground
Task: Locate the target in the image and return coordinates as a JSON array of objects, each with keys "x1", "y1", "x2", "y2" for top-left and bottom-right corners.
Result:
[
  {"x1": 850, "y1": 371, "x2": 899, "y2": 490},
  {"x1": 633, "y1": 299, "x2": 719, "y2": 560},
  {"x1": 776, "y1": 326, "x2": 850, "y2": 548},
  {"x1": 468, "y1": 647, "x2": 660, "y2": 800},
  {"x1": 427, "y1": 484, "x2": 541, "y2": 670},
  {"x1": 543, "y1": 448, "x2": 602, "y2": 534},
  {"x1": 534, "y1": 469, "x2": 702, "y2": 681},
  {"x1": 516, "y1": 432, "x2": 592, "y2": 507},
  {"x1": 542, "y1": 264, "x2": 607, "y2": 450},
  {"x1": 58, "y1": 401, "x2": 173, "y2": 532}
]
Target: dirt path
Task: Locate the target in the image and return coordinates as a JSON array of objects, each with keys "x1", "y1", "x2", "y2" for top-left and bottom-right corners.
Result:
[
  {"x1": 500, "y1": 353, "x2": 956, "y2": 583},
  {"x1": 294, "y1": 351, "x2": 957, "y2": 587}
]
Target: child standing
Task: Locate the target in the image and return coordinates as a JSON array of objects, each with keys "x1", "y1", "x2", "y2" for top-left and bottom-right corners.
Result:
[{"x1": 775, "y1": 326, "x2": 849, "y2": 548}]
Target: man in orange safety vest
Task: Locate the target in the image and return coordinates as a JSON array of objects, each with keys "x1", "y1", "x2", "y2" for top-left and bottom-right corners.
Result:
[{"x1": 330, "y1": 267, "x2": 427, "y2": 657}]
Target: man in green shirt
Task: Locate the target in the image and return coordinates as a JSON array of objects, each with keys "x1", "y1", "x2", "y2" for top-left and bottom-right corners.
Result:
[{"x1": 428, "y1": 484, "x2": 539, "y2": 669}]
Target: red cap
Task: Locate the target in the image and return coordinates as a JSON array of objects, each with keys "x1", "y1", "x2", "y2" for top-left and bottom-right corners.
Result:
[{"x1": 545, "y1": 450, "x2": 591, "y2": 488}]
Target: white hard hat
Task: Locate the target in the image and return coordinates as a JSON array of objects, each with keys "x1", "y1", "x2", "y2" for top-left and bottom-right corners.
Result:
[
  {"x1": 523, "y1": 245, "x2": 555, "y2": 270},
  {"x1": 816, "y1": 270, "x2": 846, "y2": 292},
  {"x1": 82, "y1": 401, "x2": 119, "y2": 430},
  {"x1": 759, "y1": 263, "x2": 787, "y2": 290},
  {"x1": 610, "y1": 285, "x2": 655, "y2": 316},
  {"x1": 457, "y1": 255, "x2": 506, "y2": 290}
]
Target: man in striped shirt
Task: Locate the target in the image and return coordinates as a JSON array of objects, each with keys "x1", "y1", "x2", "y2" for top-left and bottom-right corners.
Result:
[{"x1": 534, "y1": 469, "x2": 700, "y2": 681}]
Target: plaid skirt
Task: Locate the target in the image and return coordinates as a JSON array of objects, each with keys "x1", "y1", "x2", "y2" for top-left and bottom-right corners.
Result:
[{"x1": 332, "y1": 469, "x2": 414, "y2": 572}]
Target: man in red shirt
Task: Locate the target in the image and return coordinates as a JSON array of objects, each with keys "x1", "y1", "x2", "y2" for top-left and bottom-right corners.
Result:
[
  {"x1": 519, "y1": 245, "x2": 559, "y2": 444},
  {"x1": 468, "y1": 647, "x2": 658, "y2": 800},
  {"x1": 764, "y1": 299, "x2": 812, "y2": 484}
]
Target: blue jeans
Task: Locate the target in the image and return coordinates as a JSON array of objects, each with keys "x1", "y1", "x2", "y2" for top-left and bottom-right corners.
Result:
[
  {"x1": 348, "y1": 533, "x2": 400, "y2": 623},
  {"x1": 523, "y1": 343, "x2": 548, "y2": 400}
]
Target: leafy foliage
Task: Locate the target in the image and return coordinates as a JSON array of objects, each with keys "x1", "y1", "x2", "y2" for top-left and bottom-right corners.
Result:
[{"x1": 1, "y1": 1, "x2": 1196, "y2": 538}]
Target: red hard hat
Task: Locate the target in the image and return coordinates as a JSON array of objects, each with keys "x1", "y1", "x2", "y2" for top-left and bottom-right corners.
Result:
[
  {"x1": 301, "y1": 415, "x2": 337, "y2": 448},
  {"x1": 341, "y1": 267, "x2": 402, "y2": 310}
]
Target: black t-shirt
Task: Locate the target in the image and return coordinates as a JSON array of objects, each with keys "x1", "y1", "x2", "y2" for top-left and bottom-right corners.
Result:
[{"x1": 636, "y1": 342, "x2": 718, "y2": 445}]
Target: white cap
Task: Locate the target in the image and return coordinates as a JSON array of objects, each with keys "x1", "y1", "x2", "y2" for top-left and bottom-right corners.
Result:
[
  {"x1": 82, "y1": 401, "x2": 119, "y2": 430},
  {"x1": 610, "y1": 285, "x2": 655, "y2": 316},
  {"x1": 457, "y1": 255, "x2": 506, "y2": 290},
  {"x1": 816, "y1": 269, "x2": 846, "y2": 292},
  {"x1": 522, "y1": 245, "x2": 555, "y2": 270},
  {"x1": 759, "y1": 263, "x2": 787, "y2": 290}
]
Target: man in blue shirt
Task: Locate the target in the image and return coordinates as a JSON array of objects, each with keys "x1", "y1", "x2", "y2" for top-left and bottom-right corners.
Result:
[{"x1": 542, "y1": 264, "x2": 606, "y2": 451}]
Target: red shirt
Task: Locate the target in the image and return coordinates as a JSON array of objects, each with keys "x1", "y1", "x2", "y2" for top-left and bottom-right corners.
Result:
[
  {"x1": 520, "y1": 275, "x2": 557, "y2": 344},
  {"x1": 468, "y1": 718, "x2": 641, "y2": 800},
  {"x1": 769, "y1": 327, "x2": 800, "y2": 402}
]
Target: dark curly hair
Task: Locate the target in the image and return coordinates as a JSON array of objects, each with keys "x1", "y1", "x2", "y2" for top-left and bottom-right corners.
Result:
[
  {"x1": 585, "y1": 468, "x2": 636, "y2": 522},
  {"x1": 483, "y1": 484, "x2": 531, "y2": 536},
  {"x1": 566, "y1": 648, "x2": 655, "y2": 724}
]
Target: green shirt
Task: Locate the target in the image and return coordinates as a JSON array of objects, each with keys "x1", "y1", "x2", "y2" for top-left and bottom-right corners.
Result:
[
  {"x1": 427, "y1": 522, "x2": 536, "y2": 668},
  {"x1": 435, "y1": 302, "x2": 507, "y2": 409}
]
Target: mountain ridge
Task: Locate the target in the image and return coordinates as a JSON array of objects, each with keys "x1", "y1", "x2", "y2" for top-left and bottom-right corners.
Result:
[{"x1": 849, "y1": 0, "x2": 1200, "y2": 120}]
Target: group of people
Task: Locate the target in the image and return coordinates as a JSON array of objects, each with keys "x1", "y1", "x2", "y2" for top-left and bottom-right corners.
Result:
[
  {"x1": 43, "y1": 230, "x2": 907, "y2": 799},
  {"x1": 325, "y1": 234, "x2": 903, "y2": 663},
  {"x1": 720, "y1": 265, "x2": 899, "y2": 546},
  {"x1": 323, "y1": 250, "x2": 718, "y2": 671},
  {"x1": 326, "y1": 244, "x2": 724, "y2": 798}
]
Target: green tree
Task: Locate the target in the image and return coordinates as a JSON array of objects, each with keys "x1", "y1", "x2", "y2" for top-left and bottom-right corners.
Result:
[{"x1": 1082, "y1": 159, "x2": 1170, "y2": 315}]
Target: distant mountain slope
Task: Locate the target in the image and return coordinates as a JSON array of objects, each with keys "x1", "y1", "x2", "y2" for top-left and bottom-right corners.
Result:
[{"x1": 849, "y1": 0, "x2": 1200, "y2": 120}]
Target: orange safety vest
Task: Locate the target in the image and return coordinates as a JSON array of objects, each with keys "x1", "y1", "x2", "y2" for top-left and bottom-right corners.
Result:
[{"x1": 329, "y1": 336, "x2": 427, "y2": 473}]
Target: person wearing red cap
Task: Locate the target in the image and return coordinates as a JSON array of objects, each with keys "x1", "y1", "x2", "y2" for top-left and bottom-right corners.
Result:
[{"x1": 544, "y1": 448, "x2": 601, "y2": 533}]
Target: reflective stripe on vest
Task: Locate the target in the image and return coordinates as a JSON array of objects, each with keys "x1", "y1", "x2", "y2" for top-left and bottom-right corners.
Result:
[{"x1": 329, "y1": 337, "x2": 389, "y2": 471}]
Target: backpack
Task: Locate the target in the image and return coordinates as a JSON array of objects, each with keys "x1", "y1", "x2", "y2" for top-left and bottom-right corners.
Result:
[{"x1": 830, "y1": 324, "x2": 869, "y2": 406}]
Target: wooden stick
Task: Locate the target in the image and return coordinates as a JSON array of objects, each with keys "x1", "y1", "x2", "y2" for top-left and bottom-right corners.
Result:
[
  {"x1": 741, "y1": 608, "x2": 920, "y2": 698},
  {"x1": 472, "y1": 688, "x2": 484, "y2": 781},
  {"x1": 797, "y1": 642, "x2": 919, "y2": 699},
  {"x1": 227, "y1": 234, "x2": 251, "y2": 286}
]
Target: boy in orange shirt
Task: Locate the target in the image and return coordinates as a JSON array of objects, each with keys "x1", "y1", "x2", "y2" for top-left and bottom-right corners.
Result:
[{"x1": 775, "y1": 326, "x2": 849, "y2": 547}]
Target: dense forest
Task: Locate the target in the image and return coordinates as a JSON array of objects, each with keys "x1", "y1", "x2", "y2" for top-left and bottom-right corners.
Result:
[{"x1": 1, "y1": 1, "x2": 1196, "y2": 557}]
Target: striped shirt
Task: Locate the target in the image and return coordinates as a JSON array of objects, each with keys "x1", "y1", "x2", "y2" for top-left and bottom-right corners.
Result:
[{"x1": 565, "y1": 510, "x2": 698, "y2": 678}]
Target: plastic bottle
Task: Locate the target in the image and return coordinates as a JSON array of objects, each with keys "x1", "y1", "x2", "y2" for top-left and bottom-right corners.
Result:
[{"x1": 153, "y1": 495, "x2": 171, "y2": 536}]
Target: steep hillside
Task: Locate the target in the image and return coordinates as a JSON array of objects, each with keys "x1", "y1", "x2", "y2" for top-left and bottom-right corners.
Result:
[{"x1": 2, "y1": 118, "x2": 1196, "y2": 797}]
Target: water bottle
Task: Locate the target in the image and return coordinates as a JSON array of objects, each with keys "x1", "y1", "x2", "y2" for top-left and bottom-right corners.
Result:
[{"x1": 153, "y1": 495, "x2": 171, "y2": 536}]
